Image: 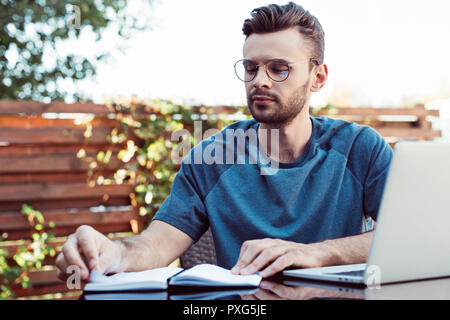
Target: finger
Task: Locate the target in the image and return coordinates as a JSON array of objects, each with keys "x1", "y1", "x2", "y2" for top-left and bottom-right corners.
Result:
[
  {"x1": 95, "y1": 244, "x2": 119, "y2": 274},
  {"x1": 231, "y1": 240, "x2": 254, "y2": 273},
  {"x1": 55, "y1": 252, "x2": 69, "y2": 281},
  {"x1": 62, "y1": 235, "x2": 89, "y2": 279},
  {"x1": 260, "y1": 252, "x2": 295, "y2": 278},
  {"x1": 239, "y1": 245, "x2": 288, "y2": 275},
  {"x1": 76, "y1": 227, "x2": 99, "y2": 270},
  {"x1": 232, "y1": 239, "x2": 272, "y2": 274}
]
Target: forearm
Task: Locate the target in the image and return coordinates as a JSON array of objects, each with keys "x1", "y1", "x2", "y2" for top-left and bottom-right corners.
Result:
[
  {"x1": 114, "y1": 233, "x2": 164, "y2": 273},
  {"x1": 113, "y1": 220, "x2": 193, "y2": 273},
  {"x1": 318, "y1": 231, "x2": 374, "y2": 266}
]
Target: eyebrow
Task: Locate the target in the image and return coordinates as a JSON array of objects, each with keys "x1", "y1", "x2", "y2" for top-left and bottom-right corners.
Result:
[{"x1": 243, "y1": 58, "x2": 295, "y2": 65}]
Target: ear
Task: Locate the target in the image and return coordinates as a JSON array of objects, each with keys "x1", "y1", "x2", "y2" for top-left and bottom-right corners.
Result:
[{"x1": 310, "y1": 63, "x2": 328, "y2": 92}]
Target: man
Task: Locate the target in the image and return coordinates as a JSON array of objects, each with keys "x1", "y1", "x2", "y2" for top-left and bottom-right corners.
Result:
[{"x1": 56, "y1": 2, "x2": 392, "y2": 281}]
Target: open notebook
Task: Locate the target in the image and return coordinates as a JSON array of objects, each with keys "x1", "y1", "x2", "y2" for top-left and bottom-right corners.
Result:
[{"x1": 83, "y1": 264, "x2": 261, "y2": 293}]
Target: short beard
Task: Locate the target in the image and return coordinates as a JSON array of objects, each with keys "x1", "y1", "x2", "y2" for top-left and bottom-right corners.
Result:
[{"x1": 248, "y1": 81, "x2": 309, "y2": 126}]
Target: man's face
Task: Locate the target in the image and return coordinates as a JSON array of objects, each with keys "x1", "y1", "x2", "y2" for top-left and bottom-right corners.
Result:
[{"x1": 243, "y1": 27, "x2": 316, "y2": 125}]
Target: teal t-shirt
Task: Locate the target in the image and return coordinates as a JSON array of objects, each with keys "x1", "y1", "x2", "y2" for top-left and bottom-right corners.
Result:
[{"x1": 153, "y1": 116, "x2": 393, "y2": 269}]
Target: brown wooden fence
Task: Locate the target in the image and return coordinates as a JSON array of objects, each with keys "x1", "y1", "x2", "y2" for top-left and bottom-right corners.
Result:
[
  {"x1": 315, "y1": 104, "x2": 441, "y2": 147},
  {"x1": 0, "y1": 100, "x2": 440, "y2": 299},
  {"x1": 0, "y1": 101, "x2": 148, "y2": 299}
]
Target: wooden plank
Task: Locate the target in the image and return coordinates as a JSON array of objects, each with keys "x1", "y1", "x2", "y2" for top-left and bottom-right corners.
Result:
[
  {"x1": 0, "y1": 207, "x2": 141, "y2": 231},
  {"x1": 0, "y1": 116, "x2": 117, "y2": 129},
  {"x1": 5, "y1": 269, "x2": 77, "y2": 298},
  {"x1": 0, "y1": 171, "x2": 117, "y2": 184},
  {"x1": 362, "y1": 121, "x2": 418, "y2": 129},
  {"x1": 0, "y1": 197, "x2": 131, "y2": 213},
  {"x1": 0, "y1": 101, "x2": 111, "y2": 115},
  {"x1": 0, "y1": 100, "x2": 229, "y2": 116},
  {"x1": 322, "y1": 106, "x2": 439, "y2": 117},
  {"x1": 1, "y1": 233, "x2": 133, "y2": 261},
  {"x1": 0, "y1": 207, "x2": 146, "y2": 240},
  {"x1": 0, "y1": 127, "x2": 113, "y2": 145},
  {"x1": 12, "y1": 282, "x2": 79, "y2": 298},
  {"x1": 26, "y1": 269, "x2": 60, "y2": 286},
  {"x1": 190, "y1": 105, "x2": 441, "y2": 117},
  {"x1": 3, "y1": 223, "x2": 137, "y2": 241},
  {"x1": 0, "y1": 182, "x2": 133, "y2": 201},
  {"x1": 330, "y1": 119, "x2": 422, "y2": 129},
  {"x1": 0, "y1": 144, "x2": 123, "y2": 156},
  {"x1": 54, "y1": 294, "x2": 83, "y2": 300},
  {"x1": 191, "y1": 105, "x2": 245, "y2": 115},
  {"x1": 11, "y1": 273, "x2": 65, "y2": 297},
  {"x1": 0, "y1": 154, "x2": 123, "y2": 173},
  {"x1": 375, "y1": 127, "x2": 441, "y2": 138}
]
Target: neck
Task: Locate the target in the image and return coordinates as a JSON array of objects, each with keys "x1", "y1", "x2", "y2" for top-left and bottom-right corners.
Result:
[{"x1": 258, "y1": 109, "x2": 313, "y2": 163}]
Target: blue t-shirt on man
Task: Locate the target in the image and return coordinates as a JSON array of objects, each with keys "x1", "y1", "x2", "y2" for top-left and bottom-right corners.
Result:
[{"x1": 153, "y1": 116, "x2": 393, "y2": 269}]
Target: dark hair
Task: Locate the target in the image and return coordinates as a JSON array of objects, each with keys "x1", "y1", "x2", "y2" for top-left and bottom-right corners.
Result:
[{"x1": 242, "y1": 2, "x2": 325, "y2": 65}]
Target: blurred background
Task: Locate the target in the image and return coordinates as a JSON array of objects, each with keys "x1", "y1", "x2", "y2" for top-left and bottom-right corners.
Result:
[
  {"x1": 2, "y1": 0, "x2": 450, "y2": 107},
  {"x1": 0, "y1": 0, "x2": 449, "y2": 300}
]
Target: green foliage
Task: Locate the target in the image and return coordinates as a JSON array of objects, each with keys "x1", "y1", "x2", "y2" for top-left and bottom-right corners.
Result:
[
  {"x1": 310, "y1": 103, "x2": 337, "y2": 117},
  {"x1": 0, "y1": 0, "x2": 152, "y2": 101},
  {"x1": 81, "y1": 99, "x2": 248, "y2": 222},
  {"x1": 0, "y1": 205, "x2": 56, "y2": 299}
]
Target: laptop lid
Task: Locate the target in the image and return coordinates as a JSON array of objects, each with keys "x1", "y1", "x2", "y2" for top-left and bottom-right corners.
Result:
[{"x1": 365, "y1": 141, "x2": 450, "y2": 285}]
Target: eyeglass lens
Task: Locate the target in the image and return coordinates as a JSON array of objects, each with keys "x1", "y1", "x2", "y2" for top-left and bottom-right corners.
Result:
[{"x1": 234, "y1": 60, "x2": 290, "y2": 82}]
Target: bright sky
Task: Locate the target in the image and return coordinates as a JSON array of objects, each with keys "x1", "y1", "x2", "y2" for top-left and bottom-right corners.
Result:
[{"x1": 71, "y1": 0, "x2": 450, "y2": 108}]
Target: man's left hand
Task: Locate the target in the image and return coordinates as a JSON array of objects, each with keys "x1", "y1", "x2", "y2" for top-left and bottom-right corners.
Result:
[{"x1": 231, "y1": 238, "x2": 335, "y2": 278}]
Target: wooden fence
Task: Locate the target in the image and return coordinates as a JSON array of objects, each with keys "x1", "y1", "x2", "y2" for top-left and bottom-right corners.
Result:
[{"x1": 0, "y1": 100, "x2": 440, "y2": 299}]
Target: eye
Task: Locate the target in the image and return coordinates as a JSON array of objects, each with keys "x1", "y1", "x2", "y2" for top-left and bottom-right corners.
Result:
[
  {"x1": 268, "y1": 62, "x2": 289, "y2": 74},
  {"x1": 243, "y1": 62, "x2": 258, "y2": 74}
]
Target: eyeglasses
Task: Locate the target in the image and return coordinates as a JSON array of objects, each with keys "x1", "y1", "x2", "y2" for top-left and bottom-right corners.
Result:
[{"x1": 234, "y1": 58, "x2": 319, "y2": 82}]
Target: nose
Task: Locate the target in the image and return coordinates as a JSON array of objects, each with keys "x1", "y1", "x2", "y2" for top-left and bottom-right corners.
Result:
[{"x1": 251, "y1": 66, "x2": 272, "y2": 89}]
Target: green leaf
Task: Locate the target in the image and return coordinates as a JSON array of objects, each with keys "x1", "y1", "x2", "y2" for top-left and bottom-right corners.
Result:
[
  {"x1": 97, "y1": 151, "x2": 105, "y2": 162},
  {"x1": 135, "y1": 184, "x2": 147, "y2": 193},
  {"x1": 34, "y1": 211, "x2": 45, "y2": 224},
  {"x1": 32, "y1": 233, "x2": 40, "y2": 242},
  {"x1": 21, "y1": 204, "x2": 34, "y2": 215}
]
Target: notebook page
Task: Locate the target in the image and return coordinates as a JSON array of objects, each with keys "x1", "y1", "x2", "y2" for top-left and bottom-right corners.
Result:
[
  {"x1": 86, "y1": 267, "x2": 183, "y2": 291},
  {"x1": 171, "y1": 264, "x2": 261, "y2": 287}
]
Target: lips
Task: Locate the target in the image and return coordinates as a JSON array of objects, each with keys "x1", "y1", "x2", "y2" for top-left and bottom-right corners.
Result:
[{"x1": 252, "y1": 95, "x2": 276, "y2": 106}]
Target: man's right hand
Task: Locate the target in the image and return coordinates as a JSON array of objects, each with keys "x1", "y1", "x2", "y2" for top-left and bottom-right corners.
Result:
[{"x1": 55, "y1": 225, "x2": 123, "y2": 281}]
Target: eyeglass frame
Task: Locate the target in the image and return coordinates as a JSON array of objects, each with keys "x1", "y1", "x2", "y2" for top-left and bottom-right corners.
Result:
[{"x1": 234, "y1": 58, "x2": 320, "y2": 83}]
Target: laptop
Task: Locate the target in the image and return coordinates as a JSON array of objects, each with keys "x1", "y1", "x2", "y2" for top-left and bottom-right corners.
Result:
[{"x1": 283, "y1": 141, "x2": 450, "y2": 286}]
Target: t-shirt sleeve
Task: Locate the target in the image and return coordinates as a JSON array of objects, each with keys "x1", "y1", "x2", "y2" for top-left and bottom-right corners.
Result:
[
  {"x1": 360, "y1": 127, "x2": 394, "y2": 221},
  {"x1": 152, "y1": 161, "x2": 209, "y2": 242}
]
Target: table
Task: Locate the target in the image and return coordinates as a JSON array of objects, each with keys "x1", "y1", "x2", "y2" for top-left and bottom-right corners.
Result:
[{"x1": 80, "y1": 275, "x2": 450, "y2": 300}]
